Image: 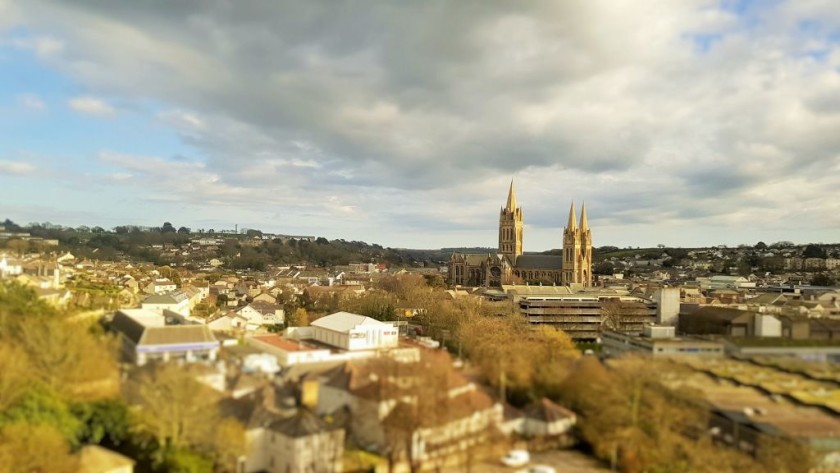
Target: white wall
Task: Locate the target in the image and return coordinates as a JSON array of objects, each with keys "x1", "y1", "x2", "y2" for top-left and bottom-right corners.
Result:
[
  {"x1": 655, "y1": 287, "x2": 680, "y2": 326},
  {"x1": 755, "y1": 314, "x2": 782, "y2": 338}
]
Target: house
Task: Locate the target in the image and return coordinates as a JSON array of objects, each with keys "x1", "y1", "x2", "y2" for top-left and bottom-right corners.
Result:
[
  {"x1": 253, "y1": 292, "x2": 278, "y2": 304},
  {"x1": 259, "y1": 409, "x2": 344, "y2": 473},
  {"x1": 236, "y1": 302, "x2": 285, "y2": 330},
  {"x1": 141, "y1": 290, "x2": 191, "y2": 317},
  {"x1": 317, "y1": 351, "x2": 502, "y2": 467},
  {"x1": 207, "y1": 313, "x2": 243, "y2": 332},
  {"x1": 222, "y1": 383, "x2": 345, "y2": 473},
  {"x1": 0, "y1": 255, "x2": 23, "y2": 277},
  {"x1": 143, "y1": 278, "x2": 177, "y2": 295},
  {"x1": 309, "y1": 312, "x2": 399, "y2": 351},
  {"x1": 520, "y1": 398, "x2": 577, "y2": 437},
  {"x1": 110, "y1": 309, "x2": 219, "y2": 365},
  {"x1": 34, "y1": 287, "x2": 73, "y2": 307},
  {"x1": 77, "y1": 445, "x2": 135, "y2": 473}
]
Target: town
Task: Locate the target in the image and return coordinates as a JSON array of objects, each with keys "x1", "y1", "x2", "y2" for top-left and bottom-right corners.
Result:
[
  {"x1": 3, "y1": 181, "x2": 840, "y2": 473},
  {"x1": 4, "y1": 1, "x2": 840, "y2": 472}
]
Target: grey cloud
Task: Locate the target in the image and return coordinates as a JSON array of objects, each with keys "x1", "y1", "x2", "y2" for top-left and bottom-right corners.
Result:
[{"x1": 7, "y1": 0, "x2": 840, "y2": 247}]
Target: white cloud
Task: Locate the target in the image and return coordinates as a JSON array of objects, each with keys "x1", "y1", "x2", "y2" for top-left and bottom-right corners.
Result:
[
  {"x1": 0, "y1": 161, "x2": 36, "y2": 175},
  {"x1": 18, "y1": 93, "x2": 46, "y2": 111},
  {"x1": 9, "y1": 35, "x2": 64, "y2": 57},
  {"x1": 67, "y1": 96, "x2": 115, "y2": 117}
]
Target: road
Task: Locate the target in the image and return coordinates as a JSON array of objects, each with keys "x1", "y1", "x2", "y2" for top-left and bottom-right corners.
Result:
[{"x1": 443, "y1": 449, "x2": 612, "y2": 473}]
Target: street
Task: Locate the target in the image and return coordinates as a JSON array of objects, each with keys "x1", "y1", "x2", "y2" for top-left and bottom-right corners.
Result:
[{"x1": 443, "y1": 449, "x2": 612, "y2": 473}]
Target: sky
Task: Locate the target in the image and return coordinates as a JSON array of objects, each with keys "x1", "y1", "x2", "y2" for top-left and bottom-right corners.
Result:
[{"x1": 1, "y1": 1, "x2": 839, "y2": 250}]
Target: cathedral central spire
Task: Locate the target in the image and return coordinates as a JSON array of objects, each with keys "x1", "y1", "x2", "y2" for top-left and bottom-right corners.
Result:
[{"x1": 505, "y1": 179, "x2": 518, "y2": 211}]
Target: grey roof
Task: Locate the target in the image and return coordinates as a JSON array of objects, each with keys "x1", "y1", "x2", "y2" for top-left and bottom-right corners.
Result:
[
  {"x1": 142, "y1": 290, "x2": 189, "y2": 305},
  {"x1": 141, "y1": 325, "x2": 217, "y2": 345},
  {"x1": 514, "y1": 255, "x2": 563, "y2": 270},
  {"x1": 111, "y1": 311, "x2": 216, "y2": 346},
  {"x1": 111, "y1": 311, "x2": 147, "y2": 345},
  {"x1": 311, "y1": 311, "x2": 387, "y2": 332},
  {"x1": 270, "y1": 408, "x2": 341, "y2": 437}
]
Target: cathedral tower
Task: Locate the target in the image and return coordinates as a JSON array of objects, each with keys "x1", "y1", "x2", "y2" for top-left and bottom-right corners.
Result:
[
  {"x1": 499, "y1": 180, "x2": 523, "y2": 263},
  {"x1": 562, "y1": 202, "x2": 593, "y2": 287}
]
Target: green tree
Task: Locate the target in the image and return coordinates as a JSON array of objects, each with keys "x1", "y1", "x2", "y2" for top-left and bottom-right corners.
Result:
[
  {"x1": 0, "y1": 422, "x2": 78, "y2": 473},
  {"x1": 161, "y1": 222, "x2": 176, "y2": 233},
  {"x1": 72, "y1": 398, "x2": 133, "y2": 446}
]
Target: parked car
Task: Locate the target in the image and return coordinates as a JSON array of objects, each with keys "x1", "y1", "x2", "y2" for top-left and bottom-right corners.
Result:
[
  {"x1": 516, "y1": 465, "x2": 556, "y2": 473},
  {"x1": 501, "y1": 449, "x2": 530, "y2": 467}
]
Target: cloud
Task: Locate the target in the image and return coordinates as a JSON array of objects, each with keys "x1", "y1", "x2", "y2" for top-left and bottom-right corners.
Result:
[
  {"x1": 0, "y1": 161, "x2": 36, "y2": 175},
  {"x1": 18, "y1": 93, "x2": 46, "y2": 110},
  {"x1": 5, "y1": 1, "x2": 840, "y2": 247},
  {"x1": 67, "y1": 96, "x2": 115, "y2": 117}
]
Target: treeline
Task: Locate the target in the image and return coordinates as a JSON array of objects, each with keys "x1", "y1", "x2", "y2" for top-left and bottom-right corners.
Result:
[
  {"x1": 0, "y1": 282, "x2": 244, "y2": 472},
  {"x1": 3, "y1": 219, "x2": 451, "y2": 269}
]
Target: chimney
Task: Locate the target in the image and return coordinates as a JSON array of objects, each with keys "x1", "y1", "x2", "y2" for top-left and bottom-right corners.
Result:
[
  {"x1": 261, "y1": 383, "x2": 277, "y2": 412},
  {"x1": 301, "y1": 379, "x2": 319, "y2": 409}
]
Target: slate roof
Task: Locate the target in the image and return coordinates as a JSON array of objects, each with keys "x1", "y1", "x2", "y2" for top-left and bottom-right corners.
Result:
[
  {"x1": 523, "y1": 398, "x2": 576, "y2": 423},
  {"x1": 111, "y1": 311, "x2": 147, "y2": 345},
  {"x1": 143, "y1": 290, "x2": 189, "y2": 304},
  {"x1": 514, "y1": 255, "x2": 564, "y2": 270},
  {"x1": 270, "y1": 408, "x2": 341, "y2": 437},
  {"x1": 111, "y1": 310, "x2": 216, "y2": 346},
  {"x1": 682, "y1": 306, "x2": 754, "y2": 322}
]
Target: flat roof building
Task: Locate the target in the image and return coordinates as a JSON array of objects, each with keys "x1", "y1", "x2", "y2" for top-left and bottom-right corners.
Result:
[
  {"x1": 602, "y1": 325, "x2": 724, "y2": 358},
  {"x1": 111, "y1": 309, "x2": 218, "y2": 365}
]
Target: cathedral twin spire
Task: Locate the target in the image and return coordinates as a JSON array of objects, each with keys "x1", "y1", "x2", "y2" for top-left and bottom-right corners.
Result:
[{"x1": 566, "y1": 201, "x2": 590, "y2": 232}]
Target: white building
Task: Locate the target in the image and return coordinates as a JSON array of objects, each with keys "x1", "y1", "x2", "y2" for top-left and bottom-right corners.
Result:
[
  {"x1": 654, "y1": 287, "x2": 680, "y2": 326},
  {"x1": 310, "y1": 311, "x2": 399, "y2": 351},
  {"x1": 236, "y1": 302, "x2": 285, "y2": 330},
  {"x1": 141, "y1": 290, "x2": 191, "y2": 316},
  {"x1": 0, "y1": 255, "x2": 22, "y2": 277},
  {"x1": 247, "y1": 335, "x2": 333, "y2": 366},
  {"x1": 110, "y1": 309, "x2": 218, "y2": 365},
  {"x1": 144, "y1": 278, "x2": 177, "y2": 295}
]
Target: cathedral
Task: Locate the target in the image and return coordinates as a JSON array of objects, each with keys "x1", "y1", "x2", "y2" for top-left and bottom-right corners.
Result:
[{"x1": 448, "y1": 181, "x2": 593, "y2": 288}]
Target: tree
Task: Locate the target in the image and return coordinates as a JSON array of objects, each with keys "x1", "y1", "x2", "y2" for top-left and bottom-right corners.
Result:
[
  {"x1": 594, "y1": 261, "x2": 615, "y2": 275},
  {"x1": 286, "y1": 308, "x2": 310, "y2": 327},
  {"x1": 755, "y1": 241, "x2": 768, "y2": 250},
  {"x1": 601, "y1": 298, "x2": 629, "y2": 332},
  {"x1": 129, "y1": 364, "x2": 245, "y2": 467},
  {"x1": 177, "y1": 226, "x2": 190, "y2": 235},
  {"x1": 0, "y1": 422, "x2": 78, "y2": 473},
  {"x1": 72, "y1": 398, "x2": 132, "y2": 446},
  {"x1": 16, "y1": 317, "x2": 118, "y2": 398},
  {"x1": 0, "y1": 344, "x2": 29, "y2": 412},
  {"x1": 811, "y1": 272, "x2": 835, "y2": 287},
  {"x1": 161, "y1": 222, "x2": 176, "y2": 233},
  {"x1": 803, "y1": 244, "x2": 827, "y2": 259}
]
